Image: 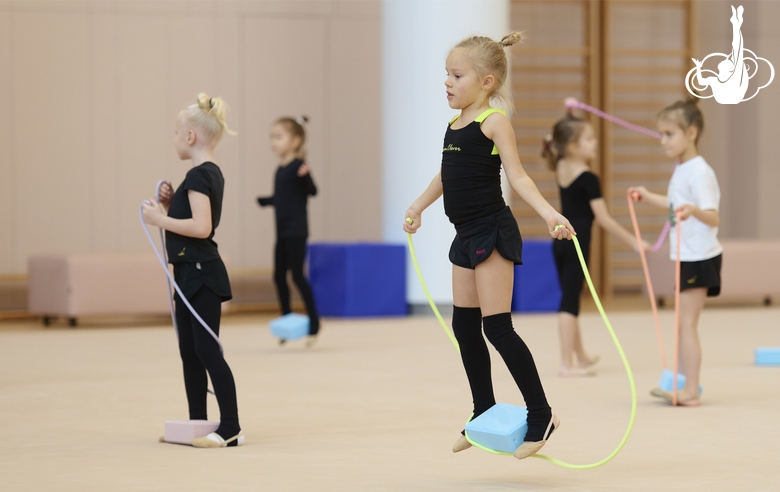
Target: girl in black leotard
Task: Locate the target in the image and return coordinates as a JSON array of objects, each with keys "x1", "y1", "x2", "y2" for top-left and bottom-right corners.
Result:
[
  {"x1": 257, "y1": 116, "x2": 320, "y2": 346},
  {"x1": 543, "y1": 108, "x2": 649, "y2": 378},
  {"x1": 142, "y1": 93, "x2": 242, "y2": 448},
  {"x1": 404, "y1": 32, "x2": 575, "y2": 461}
]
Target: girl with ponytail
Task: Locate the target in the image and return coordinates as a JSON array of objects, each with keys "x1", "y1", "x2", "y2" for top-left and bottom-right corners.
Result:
[
  {"x1": 545, "y1": 102, "x2": 649, "y2": 378},
  {"x1": 631, "y1": 97, "x2": 720, "y2": 407},
  {"x1": 142, "y1": 93, "x2": 243, "y2": 447},
  {"x1": 403, "y1": 32, "x2": 574, "y2": 460},
  {"x1": 257, "y1": 116, "x2": 320, "y2": 346}
]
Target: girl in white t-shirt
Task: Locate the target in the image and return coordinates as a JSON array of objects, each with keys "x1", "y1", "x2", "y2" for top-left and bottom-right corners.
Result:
[{"x1": 630, "y1": 98, "x2": 721, "y2": 407}]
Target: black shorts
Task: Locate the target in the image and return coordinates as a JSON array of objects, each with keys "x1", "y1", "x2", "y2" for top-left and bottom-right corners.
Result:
[
  {"x1": 680, "y1": 254, "x2": 722, "y2": 297},
  {"x1": 449, "y1": 206, "x2": 523, "y2": 269}
]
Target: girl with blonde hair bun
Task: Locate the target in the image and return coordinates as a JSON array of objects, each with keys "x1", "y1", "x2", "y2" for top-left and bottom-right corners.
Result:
[
  {"x1": 403, "y1": 32, "x2": 574, "y2": 460},
  {"x1": 142, "y1": 93, "x2": 243, "y2": 448}
]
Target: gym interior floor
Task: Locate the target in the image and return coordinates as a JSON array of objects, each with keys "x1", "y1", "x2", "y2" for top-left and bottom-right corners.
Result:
[{"x1": 1, "y1": 303, "x2": 778, "y2": 491}]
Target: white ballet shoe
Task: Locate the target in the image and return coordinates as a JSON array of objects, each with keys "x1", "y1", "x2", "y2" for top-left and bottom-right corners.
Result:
[
  {"x1": 452, "y1": 434, "x2": 472, "y2": 453},
  {"x1": 191, "y1": 431, "x2": 244, "y2": 448},
  {"x1": 305, "y1": 334, "x2": 319, "y2": 348},
  {"x1": 514, "y1": 413, "x2": 560, "y2": 460}
]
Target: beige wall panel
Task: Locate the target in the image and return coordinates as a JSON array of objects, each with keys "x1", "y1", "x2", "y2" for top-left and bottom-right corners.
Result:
[
  {"x1": 0, "y1": 1, "x2": 384, "y2": 276},
  {"x1": 756, "y1": 0, "x2": 780, "y2": 239},
  {"x1": 115, "y1": 14, "x2": 170, "y2": 252},
  {"x1": 334, "y1": 0, "x2": 380, "y2": 18},
  {"x1": 695, "y1": 0, "x2": 776, "y2": 240},
  {"x1": 0, "y1": 10, "x2": 13, "y2": 272},
  {"x1": 5, "y1": 0, "x2": 90, "y2": 14},
  {"x1": 326, "y1": 16, "x2": 381, "y2": 241},
  {"x1": 111, "y1": 1, "x2": 211, "y2": 15},
  {"x1": 165, "y1": 13, "x2": 218, "y2": 189},
  {"x1": 12, "y1": 11, "x2": 92, "y2": 272},
  {"x1": 225, "y1": 0, "x2": 333, "y2": 16},
  {"x1": 90, "y1": 11, "x2": 121, "y2": 251},
  {"x1": 212, "y1": 14, "x2": 243, "y2": 270},
  {"x1": 242, "y1": 17, "x2": 326, "y2": 270}
]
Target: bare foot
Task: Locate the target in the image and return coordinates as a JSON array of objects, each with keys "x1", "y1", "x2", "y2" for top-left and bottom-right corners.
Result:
[{"x1": 577, "y1": 354, "x2": 600, "y2": 369}]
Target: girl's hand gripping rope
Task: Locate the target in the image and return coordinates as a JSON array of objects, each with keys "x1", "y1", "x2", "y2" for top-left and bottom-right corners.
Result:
[
  {"x1": 548, "y1": 214, "x2": 576, "y2": 240},
  {"x1": 404, "y1": 210, "x2": 422, "y2": 234}
]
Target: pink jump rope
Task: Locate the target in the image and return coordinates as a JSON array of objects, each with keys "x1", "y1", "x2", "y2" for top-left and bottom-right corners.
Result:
[{"x1": 566, "y1": 100, "x2": 682, "y2": 405}]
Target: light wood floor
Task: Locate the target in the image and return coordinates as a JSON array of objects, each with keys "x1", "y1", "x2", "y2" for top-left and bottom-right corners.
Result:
[{"x1": 1, "y1": 306, "x2": 779, "y2": 491}]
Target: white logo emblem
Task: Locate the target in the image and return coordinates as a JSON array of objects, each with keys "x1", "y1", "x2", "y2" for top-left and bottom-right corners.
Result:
[{"x1": 685, "y1": 5, "x2": 774, "y2": 104}]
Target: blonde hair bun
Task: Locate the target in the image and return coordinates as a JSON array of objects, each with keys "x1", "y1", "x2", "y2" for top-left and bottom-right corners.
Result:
[
  {"x1": 499, "y1": 31, "x2": 524, "y2": 48},
  {"x1": 186, "y1": 93, "x2": 237, "y2": 143}
]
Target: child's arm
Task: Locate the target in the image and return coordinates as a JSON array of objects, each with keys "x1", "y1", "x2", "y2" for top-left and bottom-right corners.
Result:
[
  {"x1": 483, "y1": 114, "x2": 574, "y2": 239},
  {"x1": 591, "y1": 198, "x2": 651, "y2": 252},
  {"x1": 297, "y1": 162, "x2": 318, "y2": 197},
  {"x1": 629, "y1": 186, "x2": 668, "y2": 209},
  {"x1": 676, "y1": 204, "x2": 719, "y2": 227},
  {"x1": 403, "y1": 172, "x2": 443, "y2": 234},
  {"x1": 143, "y1": 190, "x2": 213, "y2": 239},
  {"x1": 257, "y1": 196, "x2": 274, "y2": 207}
]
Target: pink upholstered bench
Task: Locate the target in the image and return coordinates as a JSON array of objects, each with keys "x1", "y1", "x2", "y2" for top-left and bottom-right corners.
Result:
[
  {"x1": 28, "y1": 253, "x2": 172, "y2": 326},
  {"x1": 644, "y1": 240, "x2": 780, "y2": 305}
]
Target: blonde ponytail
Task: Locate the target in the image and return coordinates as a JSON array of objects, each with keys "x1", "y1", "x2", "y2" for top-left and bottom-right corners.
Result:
[{"x1": 185, "y1": 93, "x2": 237, "y2": 144}]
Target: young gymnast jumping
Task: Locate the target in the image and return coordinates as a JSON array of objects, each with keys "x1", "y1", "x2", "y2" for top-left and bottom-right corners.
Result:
[
  {"x1": 630, "y1": 98, "x2": 721, "y2": 407},
  {"x1": 257, "y1": 116, "x2": 320, "y2": 346},
  {"x1": 403, "y1": 32, "x2": 574, "y2": 460},
  {"x1": 142, "y1": 93, "x2": 243, "y2": 447},
  {"x1": 543, "y1": 106, "x2": 650, "y2": 377}
]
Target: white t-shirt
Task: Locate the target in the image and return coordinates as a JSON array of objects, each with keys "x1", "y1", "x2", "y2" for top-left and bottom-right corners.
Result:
[{"x1": 667, "y1": 155, "x2": 722, "y2": 261}]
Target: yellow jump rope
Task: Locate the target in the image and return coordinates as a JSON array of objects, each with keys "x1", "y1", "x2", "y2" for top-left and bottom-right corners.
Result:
[{"x1": 406, "y1": 219, "x2": 636, "y2": 468}]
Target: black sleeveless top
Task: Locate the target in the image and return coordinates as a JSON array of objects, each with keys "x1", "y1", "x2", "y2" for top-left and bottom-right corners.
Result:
[
  {"x1": 558, "y1": 171, "x2": 602, "y2": 244},
  {"x1": 441, "y1": 108, "x2": 506, "y2": 225},
  {"x1": 166, "y1": 162, "x2": 224, "y2": 263},
  {"x1": 165, "y1": 161, "x2": 231, "y2": 301}
]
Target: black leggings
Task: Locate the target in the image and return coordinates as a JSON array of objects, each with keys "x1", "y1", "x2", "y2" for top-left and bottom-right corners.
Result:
[
  {"x1": 175, "y1": 286, "x2": 240, "y2": 438},
  {"x1": 451, "y1": 307, "x2": 552, "y2": 442},
  {"x1": 274, "y1": 238, "x2": 320, "y2": 334},
  {"x1": 553, "y1": 236, "x2": 590, "y2": 316}
]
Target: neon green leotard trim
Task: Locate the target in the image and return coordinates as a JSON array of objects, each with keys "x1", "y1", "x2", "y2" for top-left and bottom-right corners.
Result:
[{"x1": 449, "y1": 108, "x2": 505, "y2": 155}]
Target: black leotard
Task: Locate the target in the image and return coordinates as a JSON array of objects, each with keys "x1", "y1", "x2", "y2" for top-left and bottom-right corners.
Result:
[
  {"x1": 553, "y1": 171, "x2": 602, "y2": 316},
  {"x1": 441, "y1": 109, "x2": 506, "y2": 225}
]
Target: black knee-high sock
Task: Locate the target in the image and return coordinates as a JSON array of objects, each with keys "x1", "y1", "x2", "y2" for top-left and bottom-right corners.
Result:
[
  {"x1": 482, "y1": 313, "x2": 552, "y2": 442},
  {"x1": 451, "y1": 306, "x2": 495, "y2": 420}
]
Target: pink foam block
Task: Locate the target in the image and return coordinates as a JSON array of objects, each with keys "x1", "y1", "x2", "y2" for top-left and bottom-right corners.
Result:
[{"x1": 164, "y1": 420, "x2": 219, "y2": 445}]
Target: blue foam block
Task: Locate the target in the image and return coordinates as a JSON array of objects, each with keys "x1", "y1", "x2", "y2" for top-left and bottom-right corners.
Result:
[
  {"x1": 464, "y1": 403, "x2": 527, "y2": 454},
  {"x1": 309, "y1": 243, "x2": 407, "y2": 317},
  {"x1": 511, "y1": 239, "x2": 562, "y2": 313},
  {"x1": 658, "y1": 369, "x2": 703, "y2": 394},
  {"x1": 755, "y1": 348, "x2": 780, "y2": 366},
  {"x1": 270, "y1": 313, "x2": 309, "y2": 340}
]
